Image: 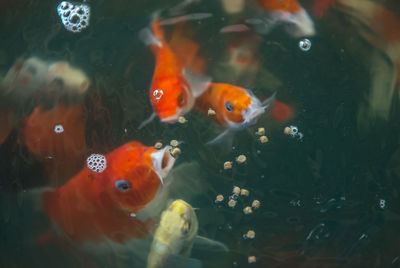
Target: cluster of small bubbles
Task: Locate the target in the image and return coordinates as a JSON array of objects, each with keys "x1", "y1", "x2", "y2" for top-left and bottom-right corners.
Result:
[
  {"x1": 289, "y1": 199, "x2": 301, "y2": 207},
  {"x1": 86, "y1": 153, "x2": 107, "y2": 173},
  {"x1": 379, "y1": 199, "x2": 386, "y2": 209},
  {"x1": 54, "y1": 124, "x2": 64, "y2": 133},
  {"x1": 284, "y1": 125, "x2": 304, "y2": 140},
  {"x1": 298, "y1": 38, "x2": 312, "y2": 51},
  {"x1": 57, "y1": 1, "x2": 90, "y2": 33},
  {"x1": 153, "y1": 89, "x2": 164, "y2": 102}
]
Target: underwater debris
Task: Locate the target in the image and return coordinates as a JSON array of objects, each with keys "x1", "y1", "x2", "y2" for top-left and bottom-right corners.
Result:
[
  {"x1": 54, "y1": 124, "x2": 64, "y2": 134},
  {"x1": 299, "y1": 38, "x2": 312, "y2": 51},
  {"x1": 259, "y1": 135, "x2": 268, "y2": 143},
  {"x1": 379, "y1": 199, "x2": 386, "y2": 209},
  {"x1": 228, "y1": 199, "x2": 237, "y2": 208},
  {"x1": 208, "y1": 108, "x2": 216, "y2": 116},
  {"x1": 154, "y1": 142, "x2": 163, "y2": 149},
  {"x1": 232, "y1": 186, "x2": 241, "y2": 196},
  {"x1": 170, "y1": 147, "x2": 181, "y2": 158},
  {"x1": 244, "y1": 230, "x2": 255, "y2": 239},
  {"x1": 178, "y1": 116, "x2": 187, "y2": 124},
  {"x1": 224, "y1": 161, "x2": 232, "y2": 170},
  {"x1": 57, "y1": 1, "x2": 90, "y2": 33},
  {"x1": 256, "y1": 127, "x2": 265, "y2": 136},
  {"x1": 236, "y1": 154, "x2": 247, "y2": 164},
  {"x1": 248, "y1": 256, "x2": 256, "y2": 264},
  {"x1": 240, "y1": 189, "x2": 249, "y2": 197},
  {"x1": 284, "y1": 125, "x2": 303, "y2": 140},
  {"x1": 86, "y1": 154, "x2": 106, "y2": 173},
  {"x1": 251, "y1": 200, "x2": 260, "y2": 209},
  {"x1": 170, "y1": 140, "x2": 179, "y2": 147},
  {"x1": 243, "y1": 206, "x2": 253, "y2": 215},
  {"x1": 215, "y1": 194, "x2": 224, "y2": 203}
]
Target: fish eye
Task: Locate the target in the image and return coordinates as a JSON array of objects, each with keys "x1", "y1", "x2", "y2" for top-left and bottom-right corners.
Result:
[
  {"x1": 115, "y1": 179, "x2": 131, "y2": 192},
  {"x1": 225, "y1": 101, "x2": 233, "y2": 112}
]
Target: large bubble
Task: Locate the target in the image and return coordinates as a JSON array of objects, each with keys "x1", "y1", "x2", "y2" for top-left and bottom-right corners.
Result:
[
  {"x1": 57, "y1": 1, "x2": 90, "y2": 33},
  {"x1": 86, "y1": 154, "x2": 107, "y2": 173}
]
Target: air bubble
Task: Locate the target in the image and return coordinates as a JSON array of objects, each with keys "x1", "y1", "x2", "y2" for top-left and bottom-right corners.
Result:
[
  {"x1": 54, "y1": 124, "x2": 64, "y2": 133},
  {"x1": 299, "y1": 38, "x2": 311, "y2": 51},
  {"x1": 86, "y1": 154, "x2": 106, "y2": 173}
]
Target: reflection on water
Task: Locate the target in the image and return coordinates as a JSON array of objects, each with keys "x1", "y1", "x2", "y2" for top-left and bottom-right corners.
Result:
[{"x1": 0, "y1": 0, "x2": 400, "y2": 267}]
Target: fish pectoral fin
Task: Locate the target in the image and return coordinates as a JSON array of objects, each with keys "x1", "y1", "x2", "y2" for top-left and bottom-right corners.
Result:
[
  {"x1": 160, "y1": 13, "x2": 213, "y2": 26},
  {"x1": 164, "y1": 255, "x2": 203, "y2": 268},
  {"x1": 138, "y1": 112, "x2": 157, "y2": 129},
  {"x1": 182, "y1": 68, "x2": 211, "y2": 98},
  {"x1": 206, "y1": 129, "x2": 233, "y2": 147},
  {"x1": 193, "y1": 235, "x2": 229, "y2": 253},
  {"x1": 262, "y1": 91, "x2": 277, "y2": 109}
]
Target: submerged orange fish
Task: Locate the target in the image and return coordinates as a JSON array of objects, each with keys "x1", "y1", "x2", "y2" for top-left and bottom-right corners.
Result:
[
  {"x1": 139, "y1": 18, "x2": 210, "y2": 128},
  {"x1": 196, "y1": 83, "x2": 292, "y2": 143},
  {"x1": 41, "y1": 141, "x2": 176, "y2": 244}
]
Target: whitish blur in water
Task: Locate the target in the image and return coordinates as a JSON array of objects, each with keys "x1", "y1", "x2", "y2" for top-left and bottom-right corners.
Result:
[{"x1": 0, "y1": 0, "x2": 400, "y2": 267}]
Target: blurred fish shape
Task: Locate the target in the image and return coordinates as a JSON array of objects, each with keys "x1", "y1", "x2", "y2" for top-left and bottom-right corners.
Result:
[
  {"x1": 195, "y1": 83, "x2": 292, "y2": 144},
  {"x1": 139, "y1": 17, "x2": 211, "y2": 128},
  {"x1": 147, "y1": 199, "x2": 228, "y2": 268},
  {"x1": 40, "y1": 141, "x2": 176, "y2": 244}
]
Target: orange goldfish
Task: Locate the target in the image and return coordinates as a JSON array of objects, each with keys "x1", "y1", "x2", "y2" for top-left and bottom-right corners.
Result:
[
  {"x1": 139, "y1": 18, "x2": 211, "y2": 128},
  {"x1": 196, "y1": 83, "x2": 286, "y2": 143},
  {"x1": 41, "y1": 141, "x2": 176, "y2": 244},
  {"x1": 246, "y1": 0, "x2": 315, "y2": 38}
]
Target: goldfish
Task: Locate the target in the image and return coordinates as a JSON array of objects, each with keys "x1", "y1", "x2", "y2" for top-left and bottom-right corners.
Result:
[
  {"x1": 246, "y1": 0, "x2": 315, "y2": 38},
  {"x1": 138, "y1": 17, "x2": 211, "y2": 128},
  {"x1": 147, "y1": 199, "x2": 227, "y2": 268},
  {"x1": 40, "y1": 141, "x2": 176, "y2": 244},
  {"x1": 195, "y1": 83, "x2": 277, "y2": 144}
]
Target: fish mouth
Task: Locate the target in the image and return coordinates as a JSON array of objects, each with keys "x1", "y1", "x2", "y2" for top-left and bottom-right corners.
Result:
[{"x1": 151, "y1": 146, "x2": 176, "y2": 185}]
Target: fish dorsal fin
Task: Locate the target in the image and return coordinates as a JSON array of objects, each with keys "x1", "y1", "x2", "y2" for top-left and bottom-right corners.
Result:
[
  {"x1": 139, "y1": 28, "x2": 162, "y2": 48},
  {"x1": 160, "y1": 13, "x2": 212, "y2": 26},
  {"x1": 182, "y1": 68, "x2": 211, "y2": 98},
  {"x1": 138, "y1": 112, "x2": 157, "y2": 129},
  {"x1": 193, "y1": 235, "x2": 229, "y2": 252},
  {"x1": 163, "y1": 255, "x2": 203, "y2": 268}
]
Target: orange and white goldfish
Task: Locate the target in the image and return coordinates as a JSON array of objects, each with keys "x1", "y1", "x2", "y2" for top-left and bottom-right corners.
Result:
[
  {"x1": 246, "y1": 0, "x2": 315, "y2": 38},
  {"x1": 40, "y1": 141, "x2": 176, "y2": 245},
  {"x1": 139, "y1": 18, "x2": 211, "y2": 128},
  {"x1": 196, "y1": 83, "x2": 276, "y2": 144}
]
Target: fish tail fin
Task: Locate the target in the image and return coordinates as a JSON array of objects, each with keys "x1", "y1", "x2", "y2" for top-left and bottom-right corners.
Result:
[
  {"x1": 271, "y1": 100, "x2": 294, "y2": 123},
  {"x1": 138, "y1": 112, "x2": 157, "y2": 129},
  {"x1": 138, "y1": 27, "x2": 162, "y2": 49}
]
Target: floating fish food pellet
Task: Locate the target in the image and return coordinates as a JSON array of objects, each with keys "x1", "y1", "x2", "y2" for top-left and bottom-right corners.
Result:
[
  {"x1": 208, "y1": 108, "x2": 216, "y2": 116},
  {"x1": 170, "y1": 147, "x2": 181, "y2": 157},
  {"x1": 240, "y1": 189, "x2": 249, "y2": 197},
  {"x1": 259, "y1": 135, "x2": 268, "y2": 143},
  {"x1": 252, "y1": 200, "x2": 260, "y2": 209},
  {"x1": 248, "y1": 256, "x2": 256, "y2": 264},
  {"x1": 246, "y1": 230, "x2": 255, "y2": 239},
  {"x1": 233, "y1": 186, "x2": 241, "y2": 196},
  {"x1": 228, "y1": 199, "x2": 237, "y2": 208},
  {"x1": 243, "y1": 206, "x2": 253, "y2": 215},
  {"x1": 86, "y1": 154, "x2": 106, "y2": 173},
  {"x1": 256, "y1": 127, "x2": 265, "y2": 136},
  {"x1": 284, "y1": 126, "x2": 292, "y2": 135},
  {"x1": 178, "y1": 116, "x2": 187, "y2": 124},
  {"x1": 170, "y1": 140, "x2": 179, "y2": 147},
  {"x1": 224, "y1": 161, "x2": 232, "y2": 170},
  {"x1": 236, "y1": 154, "x2": 246, "y2": 164},
  {"x1": 215, "y1": 194, "x2": 224, "y2": 203},
  {"x1": 57, "y1": 1, "x2": 90, "y2": 33},
  {"x1": 154, "y1": 142, "x2": 162, "y2": 149}
]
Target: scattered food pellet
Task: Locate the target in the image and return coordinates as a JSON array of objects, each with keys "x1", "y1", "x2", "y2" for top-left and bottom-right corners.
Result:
[
  {"x1": 224, "y1": 161, "x2": 232, "y2": 170},
  {"x1": 246, "y1": 230, "x2": 255, "y2": 239},
  {"x1": 240, "y1": 189, "x2": 249, "y2": 196},
  {"x1": 233, "y1": 186, "x2": 241, "y2": 196},
  {"x1": 215, "y1": 194, "x2": 224, "y2": 203},
  {"x1": 208, "y1": 108, "x2": 216, "y2": 116},
  {"x1": 170, "y1": 140, "x2": 179, "y2": 147},
  {"x1": 178, "y1": 116, "x2": 187, "y2": 124},
  {"x1": 154, "y1": 142, "x2": 162, "y2": 149},
  {"x1": 236, "y1": 154, "x2": 246, "y2": 164},
  {"x1": 252, "y1": 200, "x2": 260, "y2": 209},
  {"x1": 170, "y1": 147, "x2": 181, "y2": 157},
  {"x1": 243, "y1": 206, "x2": 253, "y2": 215},
  {"x1": 256, "y1": 127, "x2": 265, "y2": 136},
  {"x1": 284, "y1": 126, "x2": 292, "y2": 135},
  {"x1": 228, "y1": 199, "x2": 237, "y2": 208},
  {"x1": 248, "y1": 256, "x2": 256, "y2": 264},
  {"x1": 259, "y1": 135, "x2": 268, "y2": 143}
]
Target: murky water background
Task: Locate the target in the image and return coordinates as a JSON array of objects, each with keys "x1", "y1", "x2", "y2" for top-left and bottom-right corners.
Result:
[{"x1": 0, "y1": 0, "x2": 400, "y2": 267}]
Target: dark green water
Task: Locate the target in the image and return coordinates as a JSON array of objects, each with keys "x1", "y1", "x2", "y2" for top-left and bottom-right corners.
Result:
[{"x1": 0, "y1": 0, "x2": 399, "y2": 267}]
